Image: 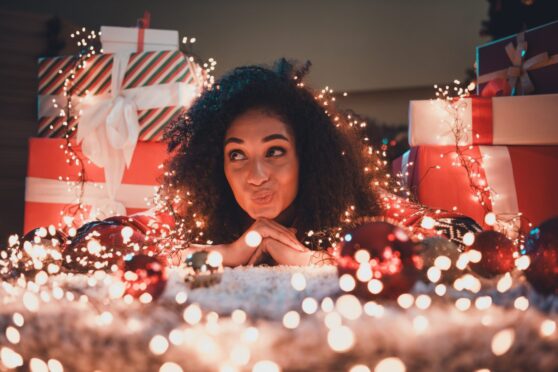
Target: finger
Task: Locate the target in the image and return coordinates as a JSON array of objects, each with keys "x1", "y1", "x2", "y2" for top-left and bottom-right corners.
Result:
[
  {"x1": 257, "y1": 219, "x2": 304, "y2": 251},
  {"x1": 264, "y1": 237, "x2": 312, "y2": 266},
  {"x1": 247, "y1": 246, "x2": 264, "y2": 266},
  {"x1": 257, "y1": 225, "x2": 306, "y2": 252},
  {"x1": 263, "y1": 235, "x2": 307, "y2": 254}
]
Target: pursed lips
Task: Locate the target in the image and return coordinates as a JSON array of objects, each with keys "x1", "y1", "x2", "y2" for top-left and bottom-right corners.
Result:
[{"x1": 251, "y1": 190, "x2": 274, "y2": 203}]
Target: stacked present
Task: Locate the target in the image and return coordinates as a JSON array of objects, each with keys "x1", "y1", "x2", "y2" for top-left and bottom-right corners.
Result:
[
  {"x1": 24, "y1": 20, "x2": 203, "y2": 233},
  {"x1": 393, "y1": 20, "x2": 558, "y2": 236}
]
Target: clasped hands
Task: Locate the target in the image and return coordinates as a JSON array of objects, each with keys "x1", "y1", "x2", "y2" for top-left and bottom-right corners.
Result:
[
  {"x1": 240, "y1": 218, "x2": 312, "y2": 266},
  {"x1": 176, "y1": 218, "x2": 333, "y2": 267}
]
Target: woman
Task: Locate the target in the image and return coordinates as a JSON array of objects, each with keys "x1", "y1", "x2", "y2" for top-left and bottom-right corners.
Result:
[{"x1": 149, "y1": 59, "x2": 481, "y2": 267}]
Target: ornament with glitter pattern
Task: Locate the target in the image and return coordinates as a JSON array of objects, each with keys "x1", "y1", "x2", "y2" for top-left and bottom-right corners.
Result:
[
  {"x1": 119, "y1": 254, "x2": 168, "y2": 301},
  {"x1": 465, "y1": 231, "x2": 516, "y2": 278},
  {"x1": 417, "y1": 236, "x2": 464, "y2": 284},
  {"x1": 64, "y1": 217, "x2": 147, "y2": 273},
  {"x1": 337, "y1": 221, "x2": 421, "y2": 299},
  {"x1": 523, "y1": 217, "x2": 558, "y2": 295}
]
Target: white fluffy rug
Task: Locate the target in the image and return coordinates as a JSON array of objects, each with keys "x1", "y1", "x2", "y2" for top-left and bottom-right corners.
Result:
[{"x1": 1, "y1": 265, "x2": 557, "y2": 372}]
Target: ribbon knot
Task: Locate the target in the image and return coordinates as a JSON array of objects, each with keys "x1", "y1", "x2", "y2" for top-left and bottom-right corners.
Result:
[{"x1": 478, "y1": 32, "x2": 558, "y2": 96}]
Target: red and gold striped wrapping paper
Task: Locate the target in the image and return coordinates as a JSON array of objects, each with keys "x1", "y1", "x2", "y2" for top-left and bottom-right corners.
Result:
[{"x1": 37, "y1": 50, "x2": 200, "y2": 141}]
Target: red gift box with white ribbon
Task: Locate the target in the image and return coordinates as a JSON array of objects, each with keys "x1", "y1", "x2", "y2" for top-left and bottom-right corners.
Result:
[
  {"x1": 393, "y1": 145, "x2": 558, "y2": 235},
  {"x1": 408, "y1": 94, "x2": 558, "y2": 146},
  {"x1": 24, "y1": 138, "x2": 167, "y2": 233}
]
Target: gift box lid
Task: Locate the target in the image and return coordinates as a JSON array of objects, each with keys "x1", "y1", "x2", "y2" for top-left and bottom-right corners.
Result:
[{"x1": 100, "y1": 25, "x2": 179, "y2": 53}]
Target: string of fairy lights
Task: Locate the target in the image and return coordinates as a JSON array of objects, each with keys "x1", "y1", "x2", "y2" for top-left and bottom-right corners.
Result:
[{"x1": 0, "y1": 24, "x2": 556, "y2": 372}]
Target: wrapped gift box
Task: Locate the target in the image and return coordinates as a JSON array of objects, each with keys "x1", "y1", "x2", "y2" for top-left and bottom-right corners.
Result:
[
  {"x1": 392, "y1": 145, "x2": 558, "y2": 233},
  {"x1": 24, "y1": 138, "x2": 168, "y2": 233},
  {"x1": 477, "y1": 20, "x2": 558, "y2": 96},
  {"x1": 37, "y1": 49, "x2": 201, "y2": 141},
  {"x1": 100, "y1": 25, "x2": 179, "y2": 53},
  {"x1": 408, "y1": 94, "x2": 558, "y2": 146}
]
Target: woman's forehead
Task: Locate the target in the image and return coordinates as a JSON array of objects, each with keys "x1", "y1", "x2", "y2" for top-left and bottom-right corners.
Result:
[{"x1": 225, "y1": 109, "x2": 294, "y2": 142}]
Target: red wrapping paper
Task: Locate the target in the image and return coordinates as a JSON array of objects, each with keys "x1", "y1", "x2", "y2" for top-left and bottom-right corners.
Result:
[
  {"x1": 392, "y1": 145, "x2": 558, "y2": 233},
  {"x1": 24, "y1": 138, "x2": 168, "y2": 233}
]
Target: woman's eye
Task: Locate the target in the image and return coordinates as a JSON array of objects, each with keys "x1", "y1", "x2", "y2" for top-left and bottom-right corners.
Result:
[
  {"x1": 228, "y1": 150, "x2": 246, "y2": 161},
  {"x1": 267, "y1": 147, "x2": 286, "y2": 157}
]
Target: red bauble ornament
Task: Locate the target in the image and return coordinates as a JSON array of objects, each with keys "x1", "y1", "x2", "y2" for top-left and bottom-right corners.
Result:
[
  {"x1": 465, "y1": 231, "x2": 516, "y2": 278},
  {"x1": 22, "y1": 227, "x2": 68, "y2": 247},
  {"x1": 337, "y1": 221, "x2": 421, "y2": 299},
  {"x1": 523, "y1": 217, "x2": 558, "y2": 295},
  {"x1": 119, "y1": 254, "x2": 167, "y2": 301},
  {"x1": 64, "y1": 217, "x2": 148, "y2": 273},
  {"x1": 4, "y1": 227, "x2": 68, "y2": 279}
]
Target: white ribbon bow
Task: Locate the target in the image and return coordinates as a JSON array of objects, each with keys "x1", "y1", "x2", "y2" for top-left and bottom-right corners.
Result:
[
  {"x1": 70, "y1": 52, "x2": 198, "y2": 218},
  {"x1": 77, "y1": 53, "x2": 137, "y2": 217}
]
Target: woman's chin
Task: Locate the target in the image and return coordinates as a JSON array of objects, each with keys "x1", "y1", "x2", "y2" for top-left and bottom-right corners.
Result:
[{"x1": 248, "y1": 207, "x2": 280, "y2": 220}]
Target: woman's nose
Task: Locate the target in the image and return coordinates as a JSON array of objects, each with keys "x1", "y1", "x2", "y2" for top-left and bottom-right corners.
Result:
[{"x1": 246, "y1": 159, "x2": 269, "y2": 186}]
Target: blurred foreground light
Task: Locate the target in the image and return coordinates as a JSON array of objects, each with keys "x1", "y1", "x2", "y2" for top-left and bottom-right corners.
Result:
[
  {"x1": 327, "y1": 326, "x2": 355, "y2": 352},
  {"x1": 540, "y1": 320, "x2": 556, "y2": 337},
  {"x1": 491, "y1": 328, "x2": 515, "y2": 356},
  {"x1": 339, "y1": 274, "x2": 356, "y2": 292},
  {"x1": 160, "y1": 362, "x2": 183, "y2": 372},
  {"x1": 252, "y1": 360, "x2": 280, "y2": 372},
  {"x1": 291, "y1": 273, "x2": 306, "y2": 291},
  {"x1": 374, "y1": 357, "x2": 406, "y2": 372},
  {"x1": 245, "y1": 231, "x2": 262, "y2": 247}
]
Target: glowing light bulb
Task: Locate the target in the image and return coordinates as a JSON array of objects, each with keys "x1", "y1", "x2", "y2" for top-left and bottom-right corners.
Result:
[
  {"x1": 335, "y1": 294, "x2": 362, "y2": 320},
  {"x1": 160, "y1": 362, "x2": 183, "y2": 372},
  {"x1": 374, "y1": 357, "x2": 406, "y2": 372},
  {"x1": 282, "y1": 311, "x2": 300, "y2": 329},
  {"x1": 339, "y1": 274, "x2": 356, "y2": 292},
  {"x1": 291, "y1": 273, "x2": 306, "y2": 291},
  {"x1": 302, "y1": 297, "x2": 318, "y2": 314},
  {"x1": 252, "y1": 361, "x2": 280, "y2": 372},
  {"x1": 245, "y1": 231, "x2": 262, "y2": 247},
  {"x1": 491, "y1": 328, "x2": 515, "y2": 356},
  {"x1": 149, "y1": 335, "x2": 169, "y2": 355},
  {"x1": 327, "y1": 326, "x2": 355, "y2": 352},
  {"x1": 484, "y1": 212, "x2": 496, "y2": 226}
]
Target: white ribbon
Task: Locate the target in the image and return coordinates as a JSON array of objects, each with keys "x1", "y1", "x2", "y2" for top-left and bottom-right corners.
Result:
[
  {"x1": 400, "y1": 150, "x2": 411, "y2": 186},
  {"x1": 25, "y1": 177, "x2": 157, "y2": 220},
  {"x1": 478, "y1": 146, "x2": 521, "y2": 237},
  {"x1": 38, "y1": 53, "x2": 198, "y2": 218}
]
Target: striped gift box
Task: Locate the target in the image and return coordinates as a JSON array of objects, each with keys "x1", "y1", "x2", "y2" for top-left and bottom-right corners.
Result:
[{"x1": 37, "y1": 50, "x2": 200, "y2": 141}]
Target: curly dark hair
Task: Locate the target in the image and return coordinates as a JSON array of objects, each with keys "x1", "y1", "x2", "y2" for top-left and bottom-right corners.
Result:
[{"x1": 163, "y1": 59, "x2": 382, "y2": 248}]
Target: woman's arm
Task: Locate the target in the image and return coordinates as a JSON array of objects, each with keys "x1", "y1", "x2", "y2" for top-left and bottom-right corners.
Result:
[{"x1": 171, "y1": 241, "x2": 256, "y2": 268}]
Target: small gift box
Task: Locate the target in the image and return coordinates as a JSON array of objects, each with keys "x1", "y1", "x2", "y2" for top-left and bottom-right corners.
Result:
[
  {"x1": 100, "y1": 25, "x2": 179, "y2": 54},
  {"x1": 24, "y1": 138, "x2": 168, "y2": 233},
  {"x1": 476, "y1": 20, "x2": 558, "y2": 96},
  {"x1": 408, "y1": 94, "x2": 558, "y2": 146},
  {"x1": 393, "y1": 145, "x2": 558, "y2": 235},
  {"x1": 37, "y1": 50, "x2": 201, "y2": 141}
]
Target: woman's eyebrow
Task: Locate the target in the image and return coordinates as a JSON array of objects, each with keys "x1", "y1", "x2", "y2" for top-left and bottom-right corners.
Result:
[
  {"x1": 224, "y1": 133, "x2": 289, "y2": 146},
  {"x1": 224, "y1": 137, "x2": 243, "y2": 146},
  {"x1": 262, "y1": 134, "x2": 289, "y2": 142}
]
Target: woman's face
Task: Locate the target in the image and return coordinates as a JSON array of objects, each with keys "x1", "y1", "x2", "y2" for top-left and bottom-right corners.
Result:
[{"x1": 224, "y1": 109, "x2": 299, "y2": 221}]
